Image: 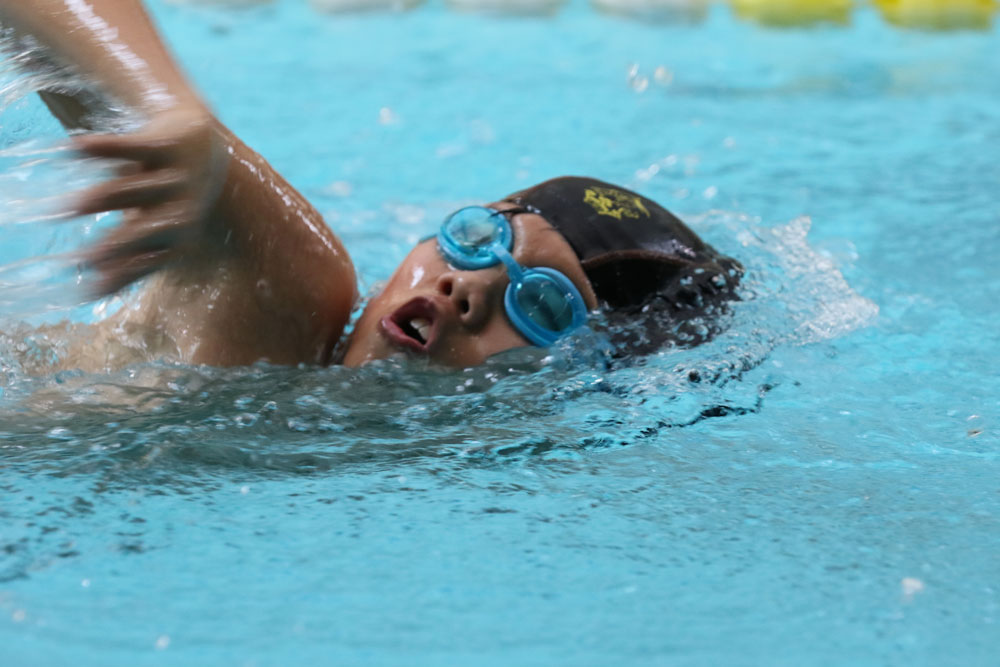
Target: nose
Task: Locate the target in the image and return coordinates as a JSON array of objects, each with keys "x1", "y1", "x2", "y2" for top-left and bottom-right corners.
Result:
[{"x1": 435, "y1": 269, "x2": 504, "y2": 331}]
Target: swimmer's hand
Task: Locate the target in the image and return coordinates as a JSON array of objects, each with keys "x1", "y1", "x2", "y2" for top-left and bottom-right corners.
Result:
[{"x1": 74, "y1": 107, "x2": 228, "y2": 296}]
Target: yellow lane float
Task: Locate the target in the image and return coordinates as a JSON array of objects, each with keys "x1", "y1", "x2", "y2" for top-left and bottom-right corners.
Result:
[
  {"x1": 874, "y1": 0, "x2": 996, "y2": 30},
  {"x1": 730, "y1": 0, "x2": 852, "y2": 27},
  {"x1": 591, "y1": 0, "x2": 709, "y2": 22},
  {"x1": 445, "y1": 0, "x2": 567, "y2": 14},
  {"x1": 310, "y1": 0, "x2": 423, "y2": 12}
]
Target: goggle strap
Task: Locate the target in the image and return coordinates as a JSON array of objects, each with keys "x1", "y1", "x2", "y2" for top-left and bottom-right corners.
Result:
[{"x1": 490, "y1": 244, "x2": 525, "y2": 284}]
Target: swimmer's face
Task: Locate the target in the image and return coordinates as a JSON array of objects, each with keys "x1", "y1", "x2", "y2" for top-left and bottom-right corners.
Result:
[{"x1": 341, "y1": 203, "x2": 598, "y2": 367}]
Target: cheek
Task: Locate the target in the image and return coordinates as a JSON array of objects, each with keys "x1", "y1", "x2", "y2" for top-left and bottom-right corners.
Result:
[
  {"x1": 340, "y1": 307, "x2": 384, "y2": 366},
  {"x1": 377, "y1": 246, "x2": 445, "y2": 299},
  {"x1": 465, "y1": 315, "x2": 532, "y2": 363},
  {"x1": 384, "y1": 260, "x2": 427, "y2": 293},
  {"x1": 352, "y1": 298, "x2": 381, "y2": 335},
  {"x1": 407, "y1": 264, "x2": 426, "y2": 289}
]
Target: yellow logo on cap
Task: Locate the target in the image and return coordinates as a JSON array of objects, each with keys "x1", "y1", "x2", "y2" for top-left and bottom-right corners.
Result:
[{"x1": 583, "y1": 187, "x2": 651, "y2": 221}]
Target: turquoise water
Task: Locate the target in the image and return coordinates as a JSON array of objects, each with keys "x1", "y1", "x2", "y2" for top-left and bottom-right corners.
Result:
[{"x1": 2, "y1": 1, "x2": 999, "y2": 664}]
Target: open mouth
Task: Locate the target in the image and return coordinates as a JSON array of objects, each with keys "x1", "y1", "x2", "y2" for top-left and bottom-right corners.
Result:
[{"x1": 380, "y1": 297, "x2": 439, "y2": 353}]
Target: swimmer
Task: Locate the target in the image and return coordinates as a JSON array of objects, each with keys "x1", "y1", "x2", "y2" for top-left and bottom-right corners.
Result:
[{"x1": 0, "y1": 0, "x2": 740, "y2": 372}]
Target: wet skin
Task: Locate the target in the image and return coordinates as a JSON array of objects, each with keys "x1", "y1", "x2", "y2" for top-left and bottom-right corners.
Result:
[
  {"x1": 0, "y1": 1, "x2": 602, "y2": 373},
  {"x1": 342, "y1": 203, "x2": 599, "y2": 368}
]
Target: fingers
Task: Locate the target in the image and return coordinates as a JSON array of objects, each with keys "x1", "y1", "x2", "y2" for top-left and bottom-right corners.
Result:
[
  {"x1": 73, "y1": 112, "x2": 212, "y2": 165},
  {"x1": 85, "y1": 248, "x2": 174, "y2": 298},
  {"x1": 86, "y1": 207, "x2": 192, "y2": 262},
  {"x1": 74, "y1": 132, "x2": 180, "y2": 165},
  {"x1": 68, "y1": 111, "x2": 223, "y2": 298},
  {"x1": 82, "y1": 206, "x2": 194, "y2": 296},
  {"x1": 75, "y1": 169, "x2": 186, "y2": 215}
]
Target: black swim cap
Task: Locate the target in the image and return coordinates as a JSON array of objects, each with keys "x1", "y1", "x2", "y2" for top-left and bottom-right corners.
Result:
[{"x1": 504, "y1": 176, "x2": 742, "y2": 311}]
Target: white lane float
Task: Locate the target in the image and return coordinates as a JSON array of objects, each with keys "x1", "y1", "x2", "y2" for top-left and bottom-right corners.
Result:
[
  {"x1": 445, "y1": 0, "x2": 567, "y2": 15},
  {"x1": 874, "y1": 0, "x2": 996, "y2": 30},
  {"x1": 166, "y1": 0, "x2": 275, "y2": 6},
  {"x1": 310, "y1": 0, "x2": 424, "y2": 12},
  {"x1": 591, "y1": 0, "x2": 708, "y2": 22},
  {"x1": 730, "y1": 0, "x2": 853, "y2": 26}
]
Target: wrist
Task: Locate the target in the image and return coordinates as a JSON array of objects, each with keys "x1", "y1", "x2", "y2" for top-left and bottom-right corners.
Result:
[{"x1": 131, "y1": 86, "x2": 209, "y2": 121}]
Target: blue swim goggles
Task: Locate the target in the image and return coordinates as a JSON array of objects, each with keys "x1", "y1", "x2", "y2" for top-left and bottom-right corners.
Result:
[{"x1": 436, "y1": 206, "x2": 588, "y2": 347}]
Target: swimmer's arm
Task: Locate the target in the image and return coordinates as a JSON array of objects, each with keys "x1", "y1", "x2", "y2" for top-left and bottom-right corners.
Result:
[
  {"x1": 119, "y1": 127, "x2": 359, "y2": 367},
  {"x1": 0, "y1": 0, "x2": 223, "y2": 281},
  {"x1": 0, "y1": 0, "x2": 358, "y2": 365},
  {"x1": 0, "y1": 0, "x2": 204, "y2": 117}
]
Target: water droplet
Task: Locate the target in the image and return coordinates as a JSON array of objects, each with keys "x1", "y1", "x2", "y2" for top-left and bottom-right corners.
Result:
[
  {"x1": 378, "y1": 107, "x2": 398, "y2": 125},
  {"x1": 435, "y1": 142, "x2": 465, "y2": 159},
  {"x1": 235, "y1": 413, "x2": 258, "y2": 428},
  {"x1": 388, "y1": 204, "x2": 425, "y2": 226},
  {"x1": 46, "y1": 427, "x2": 74, "y2": 441},
  {"x1": 901, "y1": 577, "x2": 925, "y2": 601},
  {"x1": 286, "y1": 417, "x2": 311, "y2": 432},
  {"x1": 635, "y1": 164, "x2": 660, "y2": 182},
  {"x1": 325, "y1": 181, "x2": 353, "y2": 197},
  {"x1": 468, "y1": 119, "x2": 495, "y2": 144},
  {"x1": 626, "y1": 64, "x2": 649, "y2": 93},
  {"x1": 653, "y1": 66, "x2": 673, "y2": 86}
]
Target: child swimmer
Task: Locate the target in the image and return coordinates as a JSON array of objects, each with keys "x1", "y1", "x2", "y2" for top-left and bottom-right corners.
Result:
[{"x1": 0, "y1": 0, "x2": 740, "y2": 370}]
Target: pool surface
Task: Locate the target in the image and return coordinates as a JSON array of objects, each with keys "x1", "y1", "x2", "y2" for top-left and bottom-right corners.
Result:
[{"x1": 1, "y1": 1, "x2": 999, "y2": 665}]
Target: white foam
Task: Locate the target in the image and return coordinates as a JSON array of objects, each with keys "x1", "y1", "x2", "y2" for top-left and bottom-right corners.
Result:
[{"x1": 310, "y1": 0, "x2": 424, "y2": 12}]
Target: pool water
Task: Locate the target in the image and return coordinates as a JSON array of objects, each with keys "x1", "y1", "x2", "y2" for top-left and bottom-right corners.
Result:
[{"x1": 2, "y1": 1, "x2": 999, "y2": 665}]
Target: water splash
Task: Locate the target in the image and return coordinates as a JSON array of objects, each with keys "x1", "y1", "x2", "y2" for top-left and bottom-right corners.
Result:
[
  {"x1": 0, "y1": 14, "x2": 878, "y2": 477},
  {"x1": 0, "y1": 209, "x2": 877, "y2": 480},
  {"x1": 0, "y1": 27, "x2": 136, "y2": 322}
]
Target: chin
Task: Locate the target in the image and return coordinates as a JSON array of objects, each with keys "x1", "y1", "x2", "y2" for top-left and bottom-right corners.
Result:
[{"x1": 340, "y1": 334, "x2": 387, "y2": 367}]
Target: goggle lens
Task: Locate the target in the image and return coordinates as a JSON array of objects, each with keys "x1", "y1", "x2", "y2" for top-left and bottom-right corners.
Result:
[
  {"x1": 514, "y1": 275, "x2": 577, "y2": 333},
  {"x1": 442, "y1": 207, "x2": 505, "y2": 259}
]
